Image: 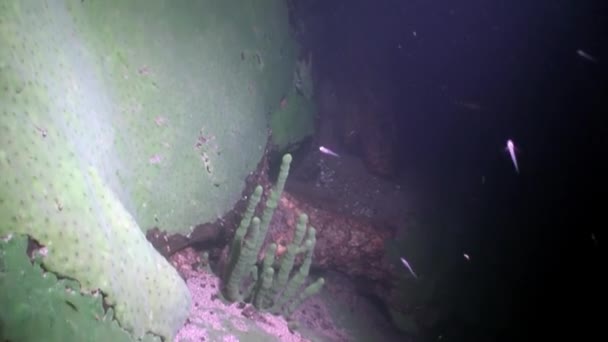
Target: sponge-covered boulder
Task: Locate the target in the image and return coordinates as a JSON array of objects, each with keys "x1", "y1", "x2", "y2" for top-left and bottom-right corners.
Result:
[
  {"x1": 0, "y1": 156, "x2": 191, "y2": 340},
  {"x1": 0, "y1": 0, "x2": 296, "y2": 236},
  {"x1": 270, "y1": 86, "x2": 316, "y2": 152},
  {"x1": 1, "y1": 0, "x2": 298, "y2": 340},
  {"x1": 0, "y1": 234, "x2": 157, "y2": 342},
  {"x1": 71, "y1": 0, "x2": 297, "y2": 233}
]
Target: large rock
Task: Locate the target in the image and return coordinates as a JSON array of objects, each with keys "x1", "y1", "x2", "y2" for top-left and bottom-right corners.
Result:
[{"x1": 0, "y1": 0, "x2": 300, "y2": 340}]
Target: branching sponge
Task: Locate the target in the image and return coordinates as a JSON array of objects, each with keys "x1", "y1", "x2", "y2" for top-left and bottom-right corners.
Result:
[{"x1": 222, "y1": 154, "x2": 325, "y2": 319}]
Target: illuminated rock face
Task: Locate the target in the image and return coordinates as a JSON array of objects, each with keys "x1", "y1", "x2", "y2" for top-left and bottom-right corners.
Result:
[{"x1": 0, "y1": 0, "x2": 299, "y2": 340}]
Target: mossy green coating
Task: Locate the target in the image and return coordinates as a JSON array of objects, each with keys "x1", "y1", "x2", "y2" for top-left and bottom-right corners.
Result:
[
  {"x1": 0, "y1": 153, "x2": 190, "y2": 340},
  {"x1": 270, "y1": 87, "x2": 316, "y2": 152},
  {"x1": 0, "y1": 234, "x2": 144, "y2": 342},
  {"x1": 75, "y1": 0, "x2": 296, "y2": 233},
  {"x1": 0, "y1": 0, "x2": 297, "y2": 236},
  {"x1": 270, "y1": 52, "x2": 316, "y2": 152},
  {"x1": 1, "y1": 0, "x2": 299, "y2": 339}
]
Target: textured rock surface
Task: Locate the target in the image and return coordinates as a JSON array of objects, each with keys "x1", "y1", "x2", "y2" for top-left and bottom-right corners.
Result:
[{"x1": 268, "y1": 191, "x2": 396, "y2": 281}]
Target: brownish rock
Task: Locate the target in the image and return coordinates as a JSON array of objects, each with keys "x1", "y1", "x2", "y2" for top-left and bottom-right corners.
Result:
[
  {"x1": 149, "y1": 132, "x2": 398, "y2": 283},
  {"x1": 331, "y1": 81, "x2": 398, "y2": 179},
  {"x1": 265, "y1": 191, "x2": 396, "y2": 281},
  {"x1": 360, "y1": 122, "x2": 396, "y2": 179}
]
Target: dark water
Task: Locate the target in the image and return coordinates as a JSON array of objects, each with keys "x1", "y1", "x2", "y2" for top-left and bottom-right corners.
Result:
[{"x1": 291, "y1": 0, "x2": 606, "y2": 339}]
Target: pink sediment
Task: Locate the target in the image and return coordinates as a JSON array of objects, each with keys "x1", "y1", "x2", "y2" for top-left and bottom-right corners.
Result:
[{"x1": 171, "y1": 248, "x2": 309, "y2": 342}]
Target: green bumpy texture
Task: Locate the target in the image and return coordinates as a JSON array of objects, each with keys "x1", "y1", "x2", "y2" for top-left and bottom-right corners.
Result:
[
  {"x1": 0, "y1": 0, "x2": 300, "y2": 338},
  {"x1": 0, "y1": 0, "x2": 297, "y2": 236},
  {"x1": 0, "y1": 234, "x2": 162, "y2": 342},
  {"x1": 1, "y1": 0, "x2": 299, "y2": 339},
  {"x1": 0, "y1": 156, "x2": 191, "y2": 339}
]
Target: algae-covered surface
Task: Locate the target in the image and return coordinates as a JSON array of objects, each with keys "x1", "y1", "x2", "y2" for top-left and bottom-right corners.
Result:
[
  {"x1": 0, "y1": 0, "x2": 296, "y2": 237},
  {"x1": 1, "y1": 0, "x2": 299, "y2": 340}
]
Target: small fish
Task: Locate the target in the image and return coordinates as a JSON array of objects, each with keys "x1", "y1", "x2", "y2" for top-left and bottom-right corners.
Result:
[
  {"x1": 577, "y1": 49, "x2": 598, "y2": 63},
  {"x1": 454, "y1": 100, "x2": 481, "y2": 111},
  {"x1": 591, "y1": 233, "x2": 598, "y2": 246},
  {"x1": 319, "y1": 146, "x2": 340, "y2": 157},
  {"x1": 400, "y1": 257, "x2": 418, "y2": 279},
  {"x1": 505, "y1": 139, "x2": 519, "y2": 174}
]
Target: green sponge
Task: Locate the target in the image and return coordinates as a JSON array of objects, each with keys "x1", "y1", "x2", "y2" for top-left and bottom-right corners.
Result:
[
  {"x1": 0, "y1": 234, "x2": 148, "y2": 342},
  {"x1": 223, "y1": 154, "x2": 325, "y2": 319},
  {"x1": 1, "y1": 0, "x2": 301, "y2": 339},
  {"x1": 0, "y1": 0, "x2": 297, "y2": 237},
  {"x1": 270, "y1": 87, "x2": 316, "y2": 152},
  {"x1": 0, "y1": 153, "x2": 191, "y2": 340}
]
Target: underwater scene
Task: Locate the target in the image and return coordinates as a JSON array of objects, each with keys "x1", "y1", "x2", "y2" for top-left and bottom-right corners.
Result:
[{"x1": 0, "y1": 0, "x2": 604, "y2": 341}]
